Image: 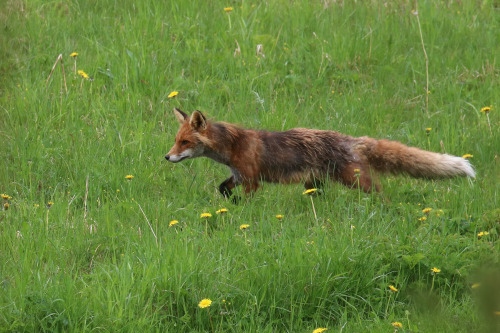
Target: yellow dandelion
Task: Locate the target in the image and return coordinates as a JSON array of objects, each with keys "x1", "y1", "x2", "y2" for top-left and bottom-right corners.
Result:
[
  {"x1": 471, "y1": 283, "x2": 481, "y2": 289},
  {"x1": 240, "y1": 224, "x2": 250, "y2": 230},
  {"x1": 303, "y1": 188, "x2": 317, "y2": 195},
  {"x1": 198, "y1": 299, "x2": 212, "y2": 308},
  {"x1": 462, "y1": 154, "x2": 473, "y2": 159},
  {"x1": 125, "y1": 175, "x2": 134, "y2": 180},
  {"x1": 480, "y1": 106, "x2": 491, "y2": 114},
  {"x1": 312, "y1": 328, "x2": 328, "y2": 333},
  {"x1": 389, "y1": 285, "x2": 398, "y2": 292},
  {"x1": 1, "y1": 194, "x2": 12, "y2": 200},
  {"x1": 425, "y1": 128, "x2": 432, "y2": 133},
  {"x1": 200, "y1": 213, "x2": 212, "y2": 219},
  {"x1": 275, "y1": 214, "x2": 284, "y2": 219},
  {"x1": 418, "y1": 216, "x2": 427, "y2": 221},
  {"x1": 4, "y1": 203, "x2": 9, "y2": 210},
  {"x1": 167, "y1": 91, "x2": 179, "y2": 98},
  {"x1": 477, "y1": 231, "x2": 489, "y2": 237},
  {"x1": 77, "y1": 70, "x2": 89, "y2": 80},
  {"x1": 70, "y1": 52, "x2": 78, "y2": 57},
  {"x1": 431, "y1": 267, "x2": 441, "y2": 273},
  {"x1": 169, "y1": 220, "x2": 179, "y2": 227},
  {"x1": 353, "y1": 168, "x2": 360, "y2": 173},
  {"x1": 392, "y1": 322, "x2": 403, "y2": 329},
  {"x1": 34, "y1": 204, "x2": 40, "y2": 208},
  {"x1": 216, "y1": 208, "x2": 228, "y2": 214},
  {"x1": 422, "y1": 208, "x2": 432, "y2": 214},
  {"x1": 224, "y1": 7, "x2": 233, "y2": 12},
  {"x1": 47, "y1": 201, "x2": 54, "y2": 208}
]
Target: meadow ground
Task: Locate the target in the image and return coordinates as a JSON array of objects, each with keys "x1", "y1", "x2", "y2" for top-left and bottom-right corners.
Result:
[{"x1": 0, "y1": 0, "x2": 499, "y2": 332}]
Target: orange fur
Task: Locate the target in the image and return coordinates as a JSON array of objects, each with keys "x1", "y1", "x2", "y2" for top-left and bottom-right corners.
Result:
[{"x1": 165, "y1": 109, "x2": 475, "y2": 198}]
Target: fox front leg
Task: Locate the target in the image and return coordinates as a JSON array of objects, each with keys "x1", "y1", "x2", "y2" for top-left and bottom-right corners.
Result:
[
  {"x1": 218, "y1": 176, "x2": 242, "y2": 204},
  {"x1": 218, "y1": 176, "x2": 236, "y2": 198}
]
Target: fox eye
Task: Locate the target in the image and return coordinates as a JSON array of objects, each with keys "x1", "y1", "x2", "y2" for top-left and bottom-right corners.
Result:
[{"x1": 180, "y1": 140, "x2": 189, "y2": 146}]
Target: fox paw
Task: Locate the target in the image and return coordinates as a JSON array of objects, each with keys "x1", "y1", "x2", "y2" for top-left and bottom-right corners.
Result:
[{"x1": 231, "y1": 195, "x2": 242, "y2": 204}]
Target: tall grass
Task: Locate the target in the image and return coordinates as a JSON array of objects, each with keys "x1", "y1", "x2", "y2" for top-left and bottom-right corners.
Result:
[{"x1": 1, "y1": 0, "x2": 499, "y2": 332}]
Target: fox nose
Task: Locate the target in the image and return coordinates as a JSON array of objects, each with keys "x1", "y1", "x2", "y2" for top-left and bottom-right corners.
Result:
[{"x1": 165, "y1": 155, "x2": 170, "y2": 160}]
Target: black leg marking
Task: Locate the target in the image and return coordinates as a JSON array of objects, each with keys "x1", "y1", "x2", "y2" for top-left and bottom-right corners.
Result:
[{"x1": 219, "y1": 176, "x2": 235, "y2": 198}]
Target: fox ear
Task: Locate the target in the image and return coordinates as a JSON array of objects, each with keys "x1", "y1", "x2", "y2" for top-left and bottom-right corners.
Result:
[
  {"x1": 173, "y1": 108, "x2": 188, "y2": 124},
  {"x1": 189, "y1": 110, "x2": 207, "y2": 131}
]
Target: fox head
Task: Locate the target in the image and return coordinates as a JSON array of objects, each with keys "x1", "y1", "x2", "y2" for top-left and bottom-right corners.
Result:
[{"x1": 165, "y1": 108, "x2": 209, "y2": 163}]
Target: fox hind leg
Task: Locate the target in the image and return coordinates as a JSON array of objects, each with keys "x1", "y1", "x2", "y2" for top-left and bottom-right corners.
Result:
[
  {"x1": 304, "y1": 177, "x2": 324, "y2": 190},
  {"x1": 339, "y1": 163, "x2": 380, "y2": 193}
]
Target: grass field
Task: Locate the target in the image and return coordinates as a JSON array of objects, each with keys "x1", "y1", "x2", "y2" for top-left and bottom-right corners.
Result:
[{"x1": 1, "y1": 0, "x2": 499, "y2": 332}]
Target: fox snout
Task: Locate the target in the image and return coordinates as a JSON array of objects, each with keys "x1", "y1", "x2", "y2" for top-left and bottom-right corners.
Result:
[
  {"x1": 165, "y1": 153, "x2": 183, "y2": 163},
  {"x1": 165, "y1": 148, "x2": 194, "y2": 163}
]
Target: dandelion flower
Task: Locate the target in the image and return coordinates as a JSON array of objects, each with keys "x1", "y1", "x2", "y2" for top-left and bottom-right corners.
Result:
[
  {"x1": 224, "y1": 7, "x2": 233, "y2": 12},
  {"x1": 431, "y1": 267, "x2": 441, "y2": 273},
  {"x1": 125, "y1": 175, "x2": 134, "y2": 180},
  {"x1": 425, "y1": 128, "x2": 432, "y2": 133},
  {"x1": 240, "y1": 224, "x2": 250, "y2": 230},
  {"x1": 422, "y1": 208, "x2": 432, "y2": 214},
  {"x1": 275, "y1": 214, "x2": 284, "y2": 219},
  {"x1": 480, "y1": 106, "x2": 492, "y2": 114},
  {"x1": 1, "y1": 194, "x2": 12, "y2": 200},
  {"x1": 200, "y1": 213, "x2": 212, "y2": 219},
  {"x1": 477, "y1": 231, "x2": 489, "y2": 237},
  {"x1": 198, "y1": 298, "x2": 212, "y2": 308},
  {"x1": 471, "y1": 283, "x2": 481, "y2": 289},
  {"x1": 389, "y1": 285, "x2": 398, "y2": 292},
  {"x1": 353, "y1": 168, "x2": 360, "y2": 173},
  {"x1": 34, "y1": 204, "x2": 40, "y2": 208},
  {"x1": 392, "y1": 322, "x2": 403, "y2": 329},
  {"x1": 303, "y1": 188, "x2": 317, "y2": 195},
  {"x1": 70, "y1": 52, "x2": 78, "y2": 57},
  {"x1": 169, "y1": 220, "x2": 179, "y2": 227},
  {"x1": 167, "y1": 91, "x2": 179, "y2": 98},
  {"x1": 462, "y1": 154, "x2": 473, "y2": 159},
  {"x1": 312, "y1": 328, "x2": 328, "y2": 333},
  {"x1": 47, "y1": 201, "x2": 54, "y2": 208},
  {"x1": 77, "y1": 70, "x2": 89, "y2": 80},
  {"x1": 216, "y1": 208, "x2": 228, "y2": 214},
  {"x1": 4, "y1": 203, "x2": 9, "y2": 210}
]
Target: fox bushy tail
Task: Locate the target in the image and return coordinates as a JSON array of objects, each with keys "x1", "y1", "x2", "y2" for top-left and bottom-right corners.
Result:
[{"x1": 360, "y1": 138, "x2": 475, "y2": 179}]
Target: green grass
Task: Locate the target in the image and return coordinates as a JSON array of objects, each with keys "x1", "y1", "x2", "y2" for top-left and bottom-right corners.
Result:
[{"x1": 1, "y1": 0, "x2": 499, "y2": 332}]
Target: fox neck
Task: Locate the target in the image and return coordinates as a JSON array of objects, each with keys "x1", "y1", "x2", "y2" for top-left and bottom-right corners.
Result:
[
  {"x1": 199, "y1": 122, "x2": 242, "y2": 166},
  {"x1": 203, "y1": 147, "x2": 231, "y2": 165}
]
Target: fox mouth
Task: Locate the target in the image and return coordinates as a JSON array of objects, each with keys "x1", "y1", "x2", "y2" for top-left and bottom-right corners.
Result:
[
  {"x1": 166, "y1": 154, "x2": 190, "y2": 163},
  {"x1": 166, "y1": 148, "x2": 194, "y2": 163},
  {"x1": 174, "y1": 156, "x2": 189, "y2": 162}
]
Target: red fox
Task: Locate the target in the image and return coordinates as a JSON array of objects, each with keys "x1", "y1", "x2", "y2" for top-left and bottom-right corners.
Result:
[{"x1": 165, "y1": 108, "x2": 475, "y2": 197}]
